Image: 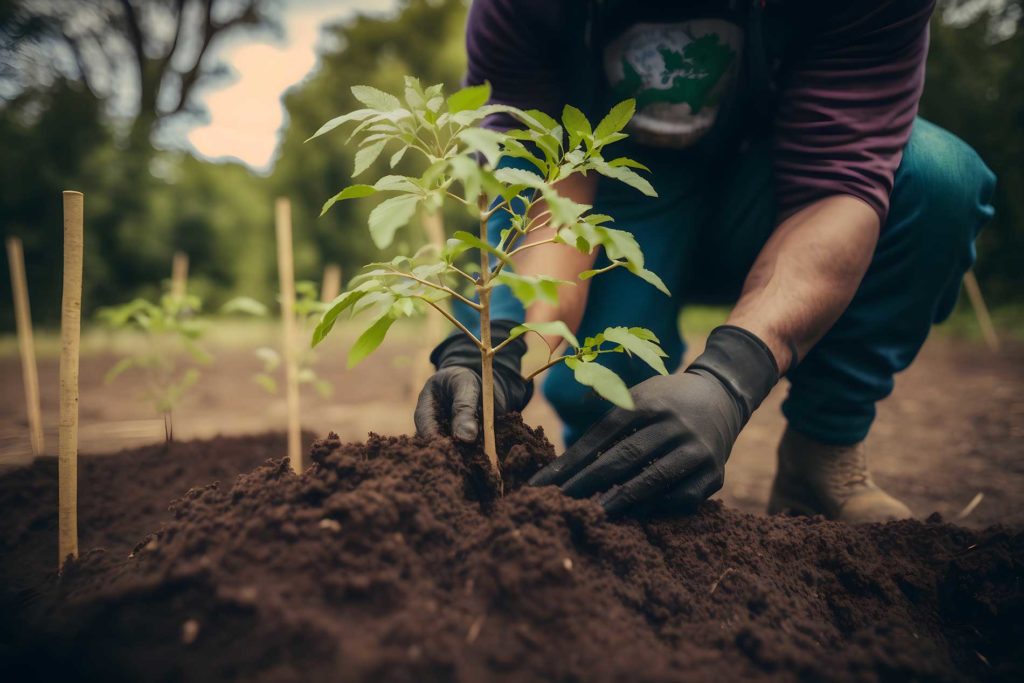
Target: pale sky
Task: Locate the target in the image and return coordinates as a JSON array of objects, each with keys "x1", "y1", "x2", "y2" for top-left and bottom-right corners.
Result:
[{"x1": 185, "y1": 0, "x2": 399, "y2": 172}]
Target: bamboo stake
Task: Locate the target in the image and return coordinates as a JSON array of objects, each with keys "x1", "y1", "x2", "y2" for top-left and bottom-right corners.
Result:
[
  {"x1": 171, "y1": 250, "x2": 189, "y2": 299},
  {"x1": 320, "y1": 263, "x2": 342, "y2": 303},
  {"x1": 963, "y1": 271, "x2": 999, "y2": 353},
  {"x1": 275, "y1": 198, "x2": 301, "y2": 473},
  {"x1": 59, "y1": 191, "x2": 84, "y2": 568},
  {"x1": 6, "y1": 236, "x2": 45, "y2": 457}
]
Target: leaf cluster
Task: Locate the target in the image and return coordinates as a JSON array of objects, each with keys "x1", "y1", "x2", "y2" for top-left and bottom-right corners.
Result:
[
  {"x1": 308, "y1": 80, "x2": 673, "y2": 407},
  {"x1": 97, "y1": 293, "x2": 211, "y2": 415},
  {"x1": 222, "y1": 282, "x2": 333, "y2": 397}
]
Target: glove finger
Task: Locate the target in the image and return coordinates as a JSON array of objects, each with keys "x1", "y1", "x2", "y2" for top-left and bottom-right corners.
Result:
[
  {"x1": 652, "y1": 462, "x2": 722, "y2": 516},
  {"x1": 560, "y1": 420, "x2": 677, "y2": 499},
  {"x1": 598, "y1": 448, "x2": 706, "y2": 518},
  {"x1": 528, "y1": 406, "x2": 636, "y2": 487},
  {"x1": 445, "y1": 369, "x2": 481, "y2": 443},
  {"x1": 414, "y1": 378, "x2": 445, "y2": 438}
]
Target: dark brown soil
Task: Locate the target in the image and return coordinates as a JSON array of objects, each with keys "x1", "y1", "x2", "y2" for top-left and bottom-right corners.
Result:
[{"x1": 1, "y1": 418, "x2": 1021, "y2": 683}]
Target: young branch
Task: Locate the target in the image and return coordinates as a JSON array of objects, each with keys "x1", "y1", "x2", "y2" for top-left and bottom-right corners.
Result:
[
  {"x1": 386, "y1": 269, "x2": 481, "y2": 310},
  {"x1": 506, "y1": 237, "x2": 557, "y2": 260},
  {"x1": 416, "y1": 297, "x2": 483, "y2": 349}
]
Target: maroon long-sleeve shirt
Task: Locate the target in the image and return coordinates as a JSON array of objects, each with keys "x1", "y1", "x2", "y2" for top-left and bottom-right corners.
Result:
[{"x1": 465, "y1": 0, "x2": 935, "y2": 224}]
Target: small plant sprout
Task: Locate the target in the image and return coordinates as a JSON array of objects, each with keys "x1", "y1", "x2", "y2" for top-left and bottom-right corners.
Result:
[
  {"x1": 99, "y1": 292, "x2": 212, "y2": 443},
  {"x1": 309, "y1": 78, "x2": 671, "y2": 477},
  {"x1": 222, "y1": 283, "x2": 333, "y2": 398}
]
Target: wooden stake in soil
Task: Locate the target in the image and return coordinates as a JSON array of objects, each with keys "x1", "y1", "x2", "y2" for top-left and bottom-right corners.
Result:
[
  {"x1": 59, "y1": 191, "x2": 84, "y2": 568},
  {"x1": 320, "y1": 263, "x2": 342, "y2": 303},
  {"x1": 171, "y1": 250, "x2": 189, "y2": 299},
  {"x1": 962, "y1": 270, "x2": 999, "y2": 353},
  {"x1": 6, "y1": 236, "x2": 45, "y2": 457},
  {"x1": 275, "y1": 197, "x2": 301, "y2": 473}
]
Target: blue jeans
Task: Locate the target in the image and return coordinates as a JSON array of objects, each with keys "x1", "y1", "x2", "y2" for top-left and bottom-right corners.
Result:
[{"x1": 468, "y1": 118, "x2": 996, "y2": 446}]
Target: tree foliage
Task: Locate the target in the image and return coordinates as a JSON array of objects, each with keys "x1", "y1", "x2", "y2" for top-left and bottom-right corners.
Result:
[{"x1": 308, "y1": 80, "x2": 671, "y2": 412}]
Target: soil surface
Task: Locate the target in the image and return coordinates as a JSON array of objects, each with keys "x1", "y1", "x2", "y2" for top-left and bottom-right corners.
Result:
[
  {"x1": 2, "y1": 418, "x2": 1021, "y2": 683},
  {"x1": 2, "y1": 333, "x2": 1022, "y2": 529}
]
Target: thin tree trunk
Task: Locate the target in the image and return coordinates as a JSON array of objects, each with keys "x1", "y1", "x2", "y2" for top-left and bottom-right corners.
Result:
[{"x1": 478, "y1": 213, "x2": 498, "y2": 478}]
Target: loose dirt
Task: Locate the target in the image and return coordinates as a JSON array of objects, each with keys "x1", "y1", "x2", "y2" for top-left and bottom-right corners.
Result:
[{"x1": 1, "y1": 418, "x2": 1021, "y2": 683}]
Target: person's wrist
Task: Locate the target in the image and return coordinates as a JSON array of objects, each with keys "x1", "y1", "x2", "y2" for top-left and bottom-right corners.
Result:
[{"x1": 686, "y1": 325, "x2": 779, "y2": 421}]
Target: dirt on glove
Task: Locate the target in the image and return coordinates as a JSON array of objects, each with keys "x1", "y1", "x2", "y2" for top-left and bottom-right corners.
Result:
[{"x1": 0, "y1": 417, "x2": 1021, "y2": 683}]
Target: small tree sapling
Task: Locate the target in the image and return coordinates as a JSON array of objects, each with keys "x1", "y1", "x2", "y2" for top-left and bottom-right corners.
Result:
[
  {"x1": 99, "y1": 292, "x2": 211, "y2": 443},
  {"x1": 223, "y1": 283, "x2": 333, "y2": 398},
  {"x1": 309, "y1": 78, "x2": 671, "y2": 477}
]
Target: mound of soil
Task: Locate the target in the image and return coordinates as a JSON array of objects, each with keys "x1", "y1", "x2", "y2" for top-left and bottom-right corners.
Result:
[{"x1": 1, "y1": 418, "x2": 1021, "y2": 683}]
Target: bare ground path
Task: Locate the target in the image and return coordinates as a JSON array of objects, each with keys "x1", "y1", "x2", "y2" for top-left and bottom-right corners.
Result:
[{"x1": 1, "y1": 324, "x2": 1021, "y2": 528}]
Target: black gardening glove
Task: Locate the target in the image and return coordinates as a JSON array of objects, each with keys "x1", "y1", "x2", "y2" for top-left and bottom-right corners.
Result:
[
  {"x1": 529, "y1": 325, "x2": 779, "y2": 517},
  {"x1": 414, "y1": 320, "x2": 534, "y2": 442}
]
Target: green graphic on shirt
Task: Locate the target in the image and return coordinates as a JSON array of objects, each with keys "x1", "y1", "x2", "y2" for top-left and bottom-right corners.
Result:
[{"x1": 613, "y1": 33, "x2": 737, "y2": 114}]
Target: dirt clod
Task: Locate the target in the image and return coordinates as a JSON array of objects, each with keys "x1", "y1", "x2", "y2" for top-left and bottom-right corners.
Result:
[{"x1": 1, "y1": 418, "x2": 1021, "y2": 682}]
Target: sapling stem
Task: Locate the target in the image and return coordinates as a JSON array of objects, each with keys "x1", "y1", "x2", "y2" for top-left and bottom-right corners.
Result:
[{"x1": 478, "y1": 207, "x2": 498, "y2": 474}]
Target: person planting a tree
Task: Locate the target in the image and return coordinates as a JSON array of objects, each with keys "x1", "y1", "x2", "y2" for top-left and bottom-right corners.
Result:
[{"x1": 414, "y1": 0, "x2": 996, "y2": 522}]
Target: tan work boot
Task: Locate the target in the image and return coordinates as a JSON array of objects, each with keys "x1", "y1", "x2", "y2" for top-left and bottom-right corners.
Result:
[{"x1": 768, "y1": 427, "x2": 913, "y2": 523}]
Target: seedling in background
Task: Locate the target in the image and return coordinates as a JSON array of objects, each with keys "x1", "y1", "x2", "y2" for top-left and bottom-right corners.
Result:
[
  {"x1": 309, "y1": 79, "x2": 671, "y2": 477},
  {"x1": 99, "y1": 292, "x2": 211, "y2": 443},
  {"x1": 223, "y1": 282, "x2": 333, "y2": 398}
]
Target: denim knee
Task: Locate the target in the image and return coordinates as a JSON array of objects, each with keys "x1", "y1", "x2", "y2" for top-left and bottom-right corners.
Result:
[{"x1": 889, "y1": 122, "x2": 996, "y2": 308}]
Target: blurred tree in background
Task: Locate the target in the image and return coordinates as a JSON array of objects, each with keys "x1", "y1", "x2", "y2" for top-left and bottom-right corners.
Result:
[
  {"x1": 921, "y1": 0, "x2": 1023, "y2": 303},
  {"x1": 0, "y1": 0, "x2": 1021, "y2": 331},
  {"x1": 270, "y1": 0, "x2": 467, "y2": 286}
]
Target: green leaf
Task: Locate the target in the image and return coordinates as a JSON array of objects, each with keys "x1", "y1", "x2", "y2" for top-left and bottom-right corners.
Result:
[
  {"x1": 220, "y1": 296, "x2": 269, "y2": 316},
  {"x1": 599, "y1": 228, "x2": 644, "y2": 266},
  {"x1": 452, "y1": 230, "x2": 513, "y2": 266},
  {"x1": 608, "y1": 156, "x2": 650, "y2": 171},
  {"x1": 320, "y1": 184, "x2": 378, "y2": 216},
  {"x1": 105, "y1": 357, "x2": 136, "y2": 384},
  {"x1": 457, "y1": 128, "x2": 505, "y2": 166},
  {"x1": 353, "y1": 139, "x2": 387, "y2": 177},
  {"x1": 567, "y1": 357, "x2": 634, "y2": 409},
  {"x1": 509, "y1": 321, "x2": 579, "y2": 349},
  {"x1": 389, "y1": 147, "x2": 408, "y2": 168},
  {"x1": 627, "y1": 264, "x2": 671, "y2": 296},
  {"x1": 368, "y1": 194, "x2": 421, "y2": 249},
  {"x1": 312, "y1": 286, "x2": 374, "y2": 347},
  {"x1": 590, "y1": 160, "x2": 657, "y2": 197},
  {"x1": 255, "y1": 346, "x2": 281, "y2": 371},
  {"x1": 496, "y1": 272, "x2": 571, "y2": 308},
  {"x1": 313, "y1": 379, "x2": 333, "y2": 399},
  {"x1": 351, "y1": 85, "x2": 402, "y2": 111},
  {"x1": 602, "y1": 326, "x2": 669, "y2": 375},
  {"x1": 628, "y1": 327, "x2": 660, "y2": 343},
  {"x1": 348, "y1": 314, "x2": 395, "y2": 368},
  {"x1": 578, "y1": 262, "x2": 623, "y2": 280},
  {"x1": 493, "y1": 166, "x2": 545, "y2": 189},
  {"x1": 594, "y1": 99, "x2": 636, "y2": 141},
  {"x1": 542, "y1": 189, "x2": 589, "y2": 227},
  {"x1": 523, "y1": 108, "x2": 560, "y2": 133},
  {"x1": 254, "y1": 374, "x2": 278, "y2": 394},
  {"x1": 374, "y1": 175, "x2": 419, "y2": 192},
  {"x1": 562, "y1": 104, "x2": 591, "y2": 149},
  {"x1": 447, "y1": 82, "x2": 492, "y2": 113},
  {"x1": 305, "y1": 109, "x2": 377, "y2": 142}
]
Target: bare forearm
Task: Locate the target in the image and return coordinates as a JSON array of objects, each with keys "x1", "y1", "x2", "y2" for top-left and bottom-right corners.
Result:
[
  {"x1": 727, "y1": 195, "x2": 880, "y2": 372},
  {"x1": 512, "y1": 173, "x2": 599, "y2": 347}
]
